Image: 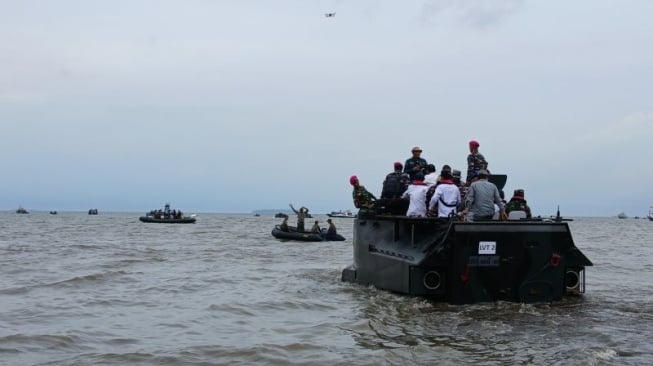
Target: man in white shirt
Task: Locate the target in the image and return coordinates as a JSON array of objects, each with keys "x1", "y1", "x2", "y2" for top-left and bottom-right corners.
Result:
[
  {"x1": 401, "y1": 172, "x2": 429, "y2": 217},
  {"x1": 424, "y1": 164, "x2": 438, "y2": 186},
  {"x1": 428, "y1": 170, "x2": 461, "y2": 217}
]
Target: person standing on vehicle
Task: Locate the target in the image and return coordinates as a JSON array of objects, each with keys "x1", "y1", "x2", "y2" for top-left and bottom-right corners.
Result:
[
  {"x1": 466, "y1": 140, "x2": 489, "y2": 185},
  {"x1": 404, "y1": 146, "x2": 428, "y2": 181},
  {"x1": 401, "y1": 172, "x2": 429, "y2": 217},
  {"x1": 428, "y1": 169, "x2": 461, "y2": 218},
  {"x1": 381, "y1": 162, "x2": 410, "y2": 199},
  {"x1": 350, "y1": 175, "x2": 377, "y2": 217}
]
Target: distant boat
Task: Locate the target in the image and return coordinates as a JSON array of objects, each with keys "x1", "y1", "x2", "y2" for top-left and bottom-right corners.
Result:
[
  {"x1": 88, "y1": 209, "x2": 98, "y2": 215},
  {"x1": 648, "y1": 206, "x2": 653, "y2": 221},
  {"x1": 617, "y1": 212, "x2": 627, "y2": 219},
  {"x1": 275, "y1": 213, "x2": 288, "y2": 218},
  {"x1": 139, "y1": 203, "x2": 196, "y2": 224},
  {"x1": 16, "y1": 206, "x2": 28, "y2": 214},
  {"x1": 327, "y1": 210, "x2": 356, "y2": 218},
  {"x1": 49, "y1": 211, "x2": 58, "y2": 215}
]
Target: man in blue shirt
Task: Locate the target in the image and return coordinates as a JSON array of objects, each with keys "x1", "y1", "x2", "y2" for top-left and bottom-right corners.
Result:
[{"x1": 404, "y1": 146, "x2": 428, "y2": 180}]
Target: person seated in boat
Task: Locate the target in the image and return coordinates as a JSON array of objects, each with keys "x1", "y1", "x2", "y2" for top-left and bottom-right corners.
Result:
[
  {"x1": 325, "y1": 219, "x2": 340, "y2": 240},
  {"x1": 279, "y1": 216, "x2": 290, "y2": 232},
  {"x1": 350, "y1": 175, "x2": 377, "y2": 217},
  {"x1": 505, "y1": 189, "x2": 532, "y2": 219},
  {"x1": 310, "y1": 220, "x2": 321, "y2": 233},
  {"x1": 326, "y1": 219, "x2": 337, "y2": 235}
]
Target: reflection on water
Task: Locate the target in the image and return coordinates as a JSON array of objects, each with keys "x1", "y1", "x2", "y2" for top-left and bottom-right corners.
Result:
[{"x1": 0, "y1": 213, "x2": 651, "y2": 365}]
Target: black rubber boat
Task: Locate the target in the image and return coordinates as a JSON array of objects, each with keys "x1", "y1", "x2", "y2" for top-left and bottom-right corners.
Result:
[
  {"x1": 139, "y1": 216, "x2": 196, "y2": 224},
  {"x1": 140, "y1": 203, "x2": 195, "y2": 224},
  {"x1": 271, "y1": 225, "x2": 345, "y2": 242}
]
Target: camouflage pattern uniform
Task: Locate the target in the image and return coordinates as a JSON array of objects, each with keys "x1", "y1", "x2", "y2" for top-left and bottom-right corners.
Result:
[
  {"x1": 352, "y1": 185, "x2": 375, "y2": 218},
  {"x1": 505, "y1": 195, "x2": 532, "y2": 219},
  {"x1": 353, "y1": 185, "x2": 377, "y2": 209},
  {"x1": 466, "y1": 153, "x2": 488, "y2": 185},
  {"x1": 297, "y1": 209, "x2": 306, "y2": 232}
]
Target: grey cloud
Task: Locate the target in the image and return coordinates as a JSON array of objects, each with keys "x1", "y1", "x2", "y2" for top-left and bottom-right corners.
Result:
[{"x1": 421, "y1": 0, "x2": 524, "y2": 28}]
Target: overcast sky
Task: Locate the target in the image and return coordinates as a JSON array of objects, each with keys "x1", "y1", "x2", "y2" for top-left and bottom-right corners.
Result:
[{"x1": 1, "y1": 0, "x2": 652, "y2": 216}]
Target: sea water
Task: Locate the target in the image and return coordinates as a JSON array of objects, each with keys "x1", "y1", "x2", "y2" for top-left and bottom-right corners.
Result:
[{"x1": 0, "y1": 213, "x2": 651, "y2": 365}]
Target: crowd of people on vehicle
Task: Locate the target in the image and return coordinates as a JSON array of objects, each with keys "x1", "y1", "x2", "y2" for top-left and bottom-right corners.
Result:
[
  {"x1": 349, "y1": 141, "x2": 532, "y2": 221},
  {"x1": 276, "y1": 139, "x2": 532, "y2": 235}
]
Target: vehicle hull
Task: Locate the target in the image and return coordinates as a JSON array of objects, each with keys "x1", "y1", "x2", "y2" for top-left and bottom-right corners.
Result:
[{"x1": 342, "y1": 216, "x2": 592, "y2": 304}]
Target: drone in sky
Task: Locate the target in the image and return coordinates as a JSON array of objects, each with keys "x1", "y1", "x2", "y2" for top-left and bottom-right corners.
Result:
[{"x1": 325, "y1": 12, "x2": 336, "y2": 17}]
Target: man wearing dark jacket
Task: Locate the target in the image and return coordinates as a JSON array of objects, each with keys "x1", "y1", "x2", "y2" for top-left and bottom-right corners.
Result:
[
  {"x1": 404, "y1": 146, "x2": 428, "y2": 180},
  {"x1": 381, "y1": 162, "x2": 410, "y2": 199}
]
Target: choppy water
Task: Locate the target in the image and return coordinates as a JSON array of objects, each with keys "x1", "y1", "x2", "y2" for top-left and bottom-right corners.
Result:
[{"x1": 1, "y1": 213, "x2": 651, "y2": 365}]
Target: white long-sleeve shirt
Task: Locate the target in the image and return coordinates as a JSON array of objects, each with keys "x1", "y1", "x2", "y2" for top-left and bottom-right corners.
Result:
[
  {"x1": 429, "y1": 183, "x2": 461, "y2": 217},
  {"x1": 401, "y1": 183, "x2": 429, "y2": 217}
]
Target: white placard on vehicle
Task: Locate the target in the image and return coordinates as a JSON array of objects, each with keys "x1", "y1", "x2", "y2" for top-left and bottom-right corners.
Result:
[{"x1": 478, "y1": 241, "x2": 497, "y2": 255}]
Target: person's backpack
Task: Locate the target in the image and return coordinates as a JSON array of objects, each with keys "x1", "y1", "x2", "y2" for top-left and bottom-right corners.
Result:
[{"x1": 382, "y1": 173, "x2": 402, "y2": 199}]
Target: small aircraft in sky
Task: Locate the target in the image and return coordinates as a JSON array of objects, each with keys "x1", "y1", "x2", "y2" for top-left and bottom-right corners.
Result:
[{"x1": 325, "y1": 12, "x2": 336, "y2": 17}]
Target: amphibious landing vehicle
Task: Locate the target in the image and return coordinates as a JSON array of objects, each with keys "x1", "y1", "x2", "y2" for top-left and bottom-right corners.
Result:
[
  {"x1": 342, "y1": 215, "x2": 592, "y2": 304},
  {"x1": 341, "y1": 176, "x2": 593, "y2": 304}
]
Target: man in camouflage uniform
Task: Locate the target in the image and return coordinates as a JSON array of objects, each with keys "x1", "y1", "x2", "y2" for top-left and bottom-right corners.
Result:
[
  {"x1": 466, "y1": 140, "x2": 489, "y2": 185},
  {"x1": 504, "y1": 189, "x2": 532, "y2": 219},
  {"x1": 350, "y1": 175, "x2": 377, "y2": 217},
  {"x1": 296, "y1": 206, "x2": 309, "y2": 232}
]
